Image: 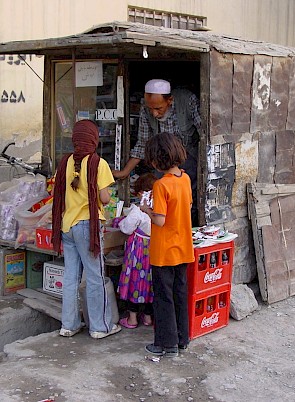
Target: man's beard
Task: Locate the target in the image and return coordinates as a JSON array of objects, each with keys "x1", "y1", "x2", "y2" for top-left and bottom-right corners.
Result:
[{"x1": 156, "y1": 107, "x2": 172, "y2": 122}]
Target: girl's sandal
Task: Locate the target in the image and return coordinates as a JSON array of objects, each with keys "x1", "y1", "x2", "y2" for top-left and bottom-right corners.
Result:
[{"x1": 119, "y1": 317, "x2": 138, "y2": 329}]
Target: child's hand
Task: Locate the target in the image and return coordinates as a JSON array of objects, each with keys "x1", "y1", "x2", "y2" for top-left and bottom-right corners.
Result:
[{"x1": 140, "y1": 199, "x2": 152, "y2": 214}]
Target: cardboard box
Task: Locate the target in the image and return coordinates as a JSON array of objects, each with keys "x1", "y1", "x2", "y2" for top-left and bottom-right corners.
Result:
[
  {"x1": 103, "y1": 227, "x2": 127, "y2": 250},
  {"x1": 35, "y1": 227, "x2": 63, "y2": 252},
  {"x1": 0, "y1": 248, "x2": 26, "y2": 295},
  {"x1": 43, "y1": 259, "x2": 64, "y2": 296}
]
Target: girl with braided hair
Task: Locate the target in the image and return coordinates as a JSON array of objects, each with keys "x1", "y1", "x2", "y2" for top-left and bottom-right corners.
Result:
[{"x1": 52, "y1": 119, "x2": 121, "y2": 339}]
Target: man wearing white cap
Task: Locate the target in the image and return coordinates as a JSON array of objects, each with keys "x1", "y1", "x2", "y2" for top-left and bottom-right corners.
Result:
[{"x1": 113, "y1": 79, "x2": 201, "y2": 226}]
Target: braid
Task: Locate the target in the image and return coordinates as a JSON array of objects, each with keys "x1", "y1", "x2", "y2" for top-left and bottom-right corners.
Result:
[{"x1": 71, "y1": 160, "x2": 82, "y2": 191}]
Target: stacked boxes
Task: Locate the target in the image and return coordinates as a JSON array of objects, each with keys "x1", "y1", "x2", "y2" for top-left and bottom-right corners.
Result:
[{"x1": 187, "y1": 241, "x2": 234, "y2": 339}]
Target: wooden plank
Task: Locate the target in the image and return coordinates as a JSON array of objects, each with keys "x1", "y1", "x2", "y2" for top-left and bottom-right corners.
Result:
[
  {"x1": 250, "y1": 55, "x2": 272, "y2": 133},
  {"x1": 262, "y1": 184, "x2": 295, "y2": 194},
  {"x1": 274, "y1": 131, "x2": 295, "y2": 184},
  {"x1": 247, "y1": 190, "x2": 268, "y2": 301},
  {"x1": 257, "y1": 216, "x2": 272, "y2": 227},
  {"x1": 286, "y1": 57, "x2": 295, "y2": 130},
  {"x1": 268, "y1": 57, "x2": 290, "y2": 130},
  {"x1": 232, "y1": 54, "x2": 252, "y2": 134},
  {"x1": 257, "y1": 132, "x2": 275, "y2": 183},
  {"x1": 210, "y1": 49, "x2": 233, "y2": 137},
  {"x1": 248, "y1": 183, "x2": 295, "y2": 304}
]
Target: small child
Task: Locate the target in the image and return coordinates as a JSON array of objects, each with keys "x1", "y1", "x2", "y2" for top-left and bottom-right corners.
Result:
[
  {"x1": 117, "y1": 173, "x2": 157, "y2": 328},
  {"x1": 140, "y1": 132, "x2": 195, "y2": 358}
]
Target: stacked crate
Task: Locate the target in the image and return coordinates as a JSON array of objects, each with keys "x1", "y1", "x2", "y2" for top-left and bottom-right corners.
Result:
[{"x1": 187, "y1": 241, "x2": 234, "y2": 339}]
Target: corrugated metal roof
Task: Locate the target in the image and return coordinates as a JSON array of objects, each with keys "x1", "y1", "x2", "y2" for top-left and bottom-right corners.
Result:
[{"x1": 1, "y1": 21, "x2": 295, "y2": 57}]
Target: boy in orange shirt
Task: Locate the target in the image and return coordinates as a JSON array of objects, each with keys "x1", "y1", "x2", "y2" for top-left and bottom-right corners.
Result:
[{"x1": 140, "y1": 132, "x2": 194, "y2": 357}]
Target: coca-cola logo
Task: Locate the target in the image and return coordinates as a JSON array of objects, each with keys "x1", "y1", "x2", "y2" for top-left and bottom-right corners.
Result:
[
  {"x1": 204, "y1": 268, "x2": 223, "y2": 283},
  {"x1": 201, "y1": 312, "x2": 220, "y2": 328}
]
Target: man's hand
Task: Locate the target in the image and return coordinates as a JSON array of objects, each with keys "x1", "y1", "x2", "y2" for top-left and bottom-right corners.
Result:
[
  {"x1": 112, "y1": 169, "x2": 129, "y2": 180},
  {"x1": 112, "y1": 157, "x2": 141, "y2": 180}
]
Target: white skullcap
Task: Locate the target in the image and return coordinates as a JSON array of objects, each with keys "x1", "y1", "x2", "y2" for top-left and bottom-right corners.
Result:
[{"x1": 145, "y1": 79, "x2": 171, "y2": 95}]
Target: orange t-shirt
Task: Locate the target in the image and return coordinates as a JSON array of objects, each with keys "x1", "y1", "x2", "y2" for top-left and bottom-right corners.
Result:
[{"x1": 149, "y1": 171, "x2": 195, "y2": 266}]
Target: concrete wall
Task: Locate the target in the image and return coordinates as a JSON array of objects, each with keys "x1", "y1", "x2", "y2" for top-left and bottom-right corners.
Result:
[{"x1": 1, "y1": 0, "x2": 295, "y2": 160}]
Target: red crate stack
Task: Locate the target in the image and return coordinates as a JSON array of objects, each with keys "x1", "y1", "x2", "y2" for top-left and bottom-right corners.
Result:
[{"x1": 187, "y1": 241, "x2": 234, "y2": 339}]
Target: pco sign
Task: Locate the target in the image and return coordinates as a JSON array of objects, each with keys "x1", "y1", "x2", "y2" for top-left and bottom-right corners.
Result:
[{"x1": 95, "y1": 109, "x2": 117, "y2": 121}]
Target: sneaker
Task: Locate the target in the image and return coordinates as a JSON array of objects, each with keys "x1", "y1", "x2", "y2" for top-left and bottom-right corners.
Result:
[
  {"x1": 164, "y1": 346, "x2": 179, "y2": 358},
  {"x1": 178, "y1": 344, "x2": 188, "y2": 351},
  {"x1": 145, "y1": 344, "x2": 164, "y2": 356},
  {"x1": 90, "y1": 324, "x2": 122, "y2": 339},
  {"x1": 59, "y1": 327, "x2": 81, "y2": 337}
]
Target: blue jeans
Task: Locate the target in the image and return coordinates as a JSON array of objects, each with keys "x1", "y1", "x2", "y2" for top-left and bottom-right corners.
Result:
[{"x1": 61, "y1": 220, "x2": 113, "y2": 333}]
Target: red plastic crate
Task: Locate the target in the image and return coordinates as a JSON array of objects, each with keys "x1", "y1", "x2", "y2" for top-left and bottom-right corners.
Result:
[
  {"x1": 188, "y1": 284, "x2": 230, "y2": 339},
  {"x1": 187, "y1": 241, "x2": 234, "y2": 294}
]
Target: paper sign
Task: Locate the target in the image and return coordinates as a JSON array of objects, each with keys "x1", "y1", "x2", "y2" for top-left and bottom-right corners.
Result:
[
  {"x1": 117, "y1": 76, "x2": 124, "y2": 118},
  {"x1": 75, "y1": 61, "x2": 103, "y2": 87}
]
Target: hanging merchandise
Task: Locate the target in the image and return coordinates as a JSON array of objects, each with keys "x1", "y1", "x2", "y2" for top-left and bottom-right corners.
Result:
[{"x1": 114, "y1": 124, "x2": 122, "y2": 171}]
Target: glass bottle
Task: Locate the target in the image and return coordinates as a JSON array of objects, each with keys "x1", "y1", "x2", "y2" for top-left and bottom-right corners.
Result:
[
  {"x1": 195, "y1": 300, "x2": 204, "y2": 315},
  {"x1": 210, "y1": 252, "x2": 217, "y2": 268},
  {"x1": 198, "y1": 254, "x2": 206, "y2": 270},
  {"x1": 207, "y1": 296, "x2": 215, "y2": 312},
  {"x1": 222, "y1": 250, "x2": 229, "y2": 265},
  {"x1": 219, "y1": 292, "x2": 227, "y2": 308}
]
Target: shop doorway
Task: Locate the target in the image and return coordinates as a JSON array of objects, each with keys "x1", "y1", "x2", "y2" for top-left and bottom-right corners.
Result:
[{"x1": 127, "y1": 60, "x2": 201, "y2": 225}]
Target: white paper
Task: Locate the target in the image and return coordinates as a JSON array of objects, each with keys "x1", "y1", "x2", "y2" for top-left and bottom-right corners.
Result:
[
  {"x1": 117, "y1": 76, "x2": 124, "y2": 118},
  {"x1": 75, "y1": 61, "x2": 103, "y2": 87}
]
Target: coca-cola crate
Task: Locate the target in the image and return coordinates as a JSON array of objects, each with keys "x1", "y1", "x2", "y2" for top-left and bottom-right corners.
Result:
[
  {"x1": 187, "y1": 241, "x2": 234, "y2": 294},
  {"x1": 188, "y1": 284, "x2": 230, "y2": 339}
]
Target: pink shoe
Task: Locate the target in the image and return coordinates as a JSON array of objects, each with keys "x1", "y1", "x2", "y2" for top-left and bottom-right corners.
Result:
[{"x1": 119, "y1": 317, "x2": 138, "y2": 329}]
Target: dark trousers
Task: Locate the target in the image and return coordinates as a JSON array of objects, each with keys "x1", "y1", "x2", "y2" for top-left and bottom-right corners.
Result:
[{"x1": 152, "y1": 263, "x2": 189, "y2": 348}]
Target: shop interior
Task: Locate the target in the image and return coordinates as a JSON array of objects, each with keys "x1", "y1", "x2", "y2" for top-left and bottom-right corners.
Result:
[
  {"x1": 53, "y1": 58, "x2": 201, "y2": 205},
  {"x1": 128, "y1": 60, "x2": 200, "y2": 176}
]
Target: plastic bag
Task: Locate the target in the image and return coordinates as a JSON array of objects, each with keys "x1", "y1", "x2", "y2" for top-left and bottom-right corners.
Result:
[
  {"x1": 0, "y1": 175, "x2": 47, "y2": 205},
  {"x1": 0, "y1": 201, "x2": 18, "y2": 240},
  {"x1": 14, "y1": 197, "x2": 51, "y2": 227},
  {"x1": 14, "y1": 200, "x2": 52, "y2": 248}
]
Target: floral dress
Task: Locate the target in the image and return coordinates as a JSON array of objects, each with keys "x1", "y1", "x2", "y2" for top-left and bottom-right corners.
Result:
[{"x1": 117, "y1": 204, "x2": 153, "y2": 303}]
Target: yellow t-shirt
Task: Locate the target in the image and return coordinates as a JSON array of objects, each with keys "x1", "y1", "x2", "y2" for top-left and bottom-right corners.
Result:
[
  {"x1": 149, "y1": 171, "x2": 194, "y2": 267},
  {"x1": 61, "y1": 155, "x2": 114, "y2": 233}
]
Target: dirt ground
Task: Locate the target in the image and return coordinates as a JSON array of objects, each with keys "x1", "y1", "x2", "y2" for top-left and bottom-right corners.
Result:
[{"x1": 0, "y1": 293, "x2": 295, "y2": 402}]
